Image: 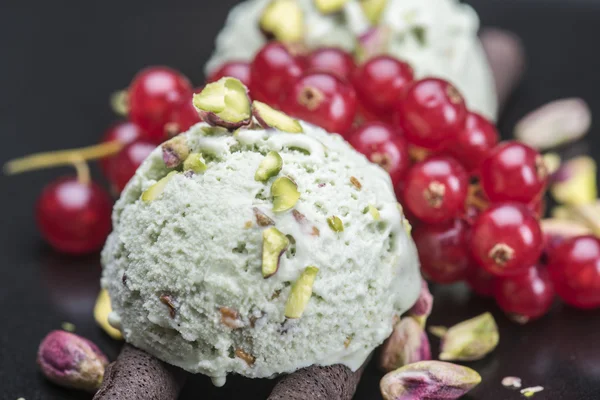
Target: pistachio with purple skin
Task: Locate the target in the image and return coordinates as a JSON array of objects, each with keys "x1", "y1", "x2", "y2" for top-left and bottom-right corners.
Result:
[
  {"x1": 550, "y1": 156, "x2": 597, "y2": 206},
  {"x1": 380, "y1": 361, "x2": 481, "y2": 400},
  {"x1": 161, "y1": 136, "x2": 190, "y2": 168},
  {"x1": 37, "y1": 330, "x2": 109, "y2": 392},
  {"x1": 439, "y1": 312, "x2": 499, "y2": 362},
  {"x1": 408, "y1": 279, "x2": 434, "y2": 327},
  {"x1": 254, "y1": 207, "x2": 275, "y2": 227},
  {"x1": 379, "y1": 317, "x2": 431, "y2": 372},
  {"x1": 193, "y1": 77, "x2": 252, "y2": 130}
]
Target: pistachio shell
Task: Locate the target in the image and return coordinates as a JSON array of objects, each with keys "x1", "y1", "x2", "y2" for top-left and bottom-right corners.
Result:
[{"x1": 284, "y1": 266, "x2": 319, "y2": 319}]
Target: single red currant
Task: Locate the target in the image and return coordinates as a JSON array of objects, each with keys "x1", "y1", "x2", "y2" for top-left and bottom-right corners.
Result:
[
  {"x1": 470, "y1": 203, "x2": 544, "y2": 277},
  {"x1": 281, "y1": 72, "x2": 357, "y2": 135},
  {"x1": 346, "y1": 122, "x2": 410, "y2": 187},
  {"x1": 480, "y1": 141, "x2": 548, "y2": 204},
  {"x1": 412, "y1": 219, "x2": 472, "y2": 284},
  {"x1": 303, "y1": 48, "x2": 355, "y2": 81},
  {"x1": 163, "y1": 100, "x2": 201, "y2": 138},
  {"x1": 106, "y1": 141, "x2": 156, "y2": 192},
  {"x1": 394, "y1": 78, "x2": 467, "y2": 150},
  {"x1": 99, "y1": 121, "x2": 144, "y2": 176},
  {"x1": 36, "y1": 177, "x2": 113, "y2": 254},
  {"x1": 353, "y1": 55, "x2": 414, "y2": 121},
  {"x1": 250, "y1": 42, "x2": 303, "y2": 106},
  {"x1": 446, "y1": 112, "x2": 499, "y2": 174},
  {"x1": 402, "y1": 156, "x2": 469, "y2": 223},
  {"x1": 207, "y1": 61, "x2": 252, "y2": 87},
  {"x1": 128, "y1": 67, "x2": 194, "y2": 143},
  {"x1": 547, "y1": 235, "x2": 600, "y2": 309},
  {"x1": 466, "y1": 267, "x2": 496, "y2": 297},
  {"x1": 494, "y1": 264, "x2": 555, "y2": 323}
]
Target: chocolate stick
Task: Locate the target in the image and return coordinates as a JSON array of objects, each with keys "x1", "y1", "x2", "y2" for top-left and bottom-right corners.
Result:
[
  {"x1": 267, "y1": 362, "x2": 368, "y2": 400},
  {"x1": 93, "y1": 344, "x2": 188, "y2": 400},
  {"x1": 480, "y1": 28, "x2": 526, "y2": 111}
]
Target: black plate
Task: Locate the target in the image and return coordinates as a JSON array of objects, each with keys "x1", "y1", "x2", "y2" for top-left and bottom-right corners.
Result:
[{"x1": 1, "y1": 1, "x2": 600, "y2": 399}]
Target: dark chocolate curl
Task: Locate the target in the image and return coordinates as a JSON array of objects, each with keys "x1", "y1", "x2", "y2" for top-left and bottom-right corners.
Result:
[
  {"x1": 268, "y1": 363, "x2": 366, "y2": 400},
  {"x1": 93, "y1": 345, "x2": 187, "y2": 400},
  {"x1": 480, "y1": 28, "x2": 526, "y2": 111}
]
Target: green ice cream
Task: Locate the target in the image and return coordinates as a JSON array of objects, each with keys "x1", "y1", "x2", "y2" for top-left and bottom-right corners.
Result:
[{"x1": 101, "y1": 119, "x2": 421, "y2": 385}]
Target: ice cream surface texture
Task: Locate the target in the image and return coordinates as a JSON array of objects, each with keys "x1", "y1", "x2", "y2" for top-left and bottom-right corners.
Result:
[
  {"x1": 205, "y1": 0, "x2": 497, "y2": 120},
  {"x1": 102, "y1": 118, "x2": 421, "y2": 384}
]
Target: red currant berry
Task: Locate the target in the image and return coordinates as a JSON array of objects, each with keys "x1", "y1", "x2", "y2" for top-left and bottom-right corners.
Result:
[
  {"x1": 480, "y1": 141, "x2": 548, "y2": 204},
  {"x1": 250, "y1": 42, "x2": 303, "y2": 106},
  {"x1": 446, "y1": 112, "x2": 499, "y2": 174},
  {"x1": 36, "y1": 177, "x2": 113, "y2": 254},
  {"x1": 494, "y1": 264, "x2": 555, "y2": 323},
  {"x1": 163, "y1": 100, "x2": 201, "y2": 138},
  {"x1": 466, "y1": 267, "x2": 496, "y2": 297},
  {"x1": 548, "y1": 235, "x2": 600, "y2": 309},
  {"x1": 413, "y1": 219, "x2": 472, "y2": 284},
  {"x1": 128, "y1": 67, "x2": 193, "y2": 143},
  {"x1": 207, "y1": 61, "x2": 252, "y2": 87},
  {"x1": 470, "y1": 203, "x2": 544, "y2": 277},
  {"x1": 303, "y1": 48, "x2": 355, "y2": 81},
  {"x1": 281, "y1": 72, "x2": 357, "y2": 135},
  {"x1": 402, "y1": 156, "x2": 469, "y2": 223},
  {"x1": 99, "y1": 121, "x2": 144, "y2": 176},
  {"x1": 352, "y1": 56, "x2": 414, "y2": 120},
  {"x1": 346, "y1": 122, "x2": 410, "y2": 187},
  {"x1": 394, "y1": 78, "x2": 467, "y2": 150},
  {"x1": 107, "y1": 141, "x2": 156, "y2": 192}
]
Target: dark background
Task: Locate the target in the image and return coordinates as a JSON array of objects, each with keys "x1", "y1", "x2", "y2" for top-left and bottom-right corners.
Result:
[{"x1": 1, "y1": 0, "x2": 600, "y2": 399}]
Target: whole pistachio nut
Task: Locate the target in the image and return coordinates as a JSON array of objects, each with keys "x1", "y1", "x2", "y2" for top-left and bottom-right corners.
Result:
[
  {"x1": 550, "y1": 156, "x2": 597, "y2": 206},
  {"x1": 408, "y1": 279, "x2": 434, "y2": 327},
  {"x1": 141, "y1": 171, "x2": 178, "y2": 203},
  {"x1": 262, "y1": 227, "x2": 290, "y2": 278},
  {"x1": 94, "y1": 289, "x2": 123, "y2": 340},
  {"x1": 314, "y1": 0, "x2": 349, "y2": 14},
  {"x1": 327, "y1": 216, "x2": 344, "y2": 232},
  {"x1": 355, "y1": 26, "x2": 391, "y2": 63},
  {"x1": 360, "y1": 0, "x2": 387, "y2": 24},
  {"x1": 380, "y1": 361, "x2": 481, "y2": 400},
  {"x1": 271, "y1": 177, "x2": 301, "y2": 212},
  {"x1": 260, "y1": 0, "x2": 304, "y2": 42},
  {"x1": 255, "y1": 151, "x2": 284, "y2": 182},
  {"x1": 379, "y1": 317, "x2": 431, "y2": 372},
  {"x1": 161, "y1": 136, "x2": 190, "y2": 168},
  {"x1": 37, "y1": 330, "x2": 109, "y2": 392},
  {"x1": 439, "y1": 312, "x2": 499, "y2": 362},
  {"x1": 193, "y1": 77, "x2": 252, "y2": 130},
  {"x1": 183, "y1": 153, "x2": 207, "y2": 173},
  {"x1": 514, "y1": 98, "x2": 591, "y2": 150},
  {"x1": 252, "y1": 101, "x2": 303, "y2": 133},
  {"x1": 285, "y1": 266, "x2": 319, "y2": 319}
]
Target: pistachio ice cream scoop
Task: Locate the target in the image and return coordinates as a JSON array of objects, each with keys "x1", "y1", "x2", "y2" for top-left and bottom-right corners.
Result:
[
  {"x1": 205, "y1": 0, "x2": 498, "y2": 120},
  {"x1": 101, "y1": 80, "x2": 421, "y2": 385}
]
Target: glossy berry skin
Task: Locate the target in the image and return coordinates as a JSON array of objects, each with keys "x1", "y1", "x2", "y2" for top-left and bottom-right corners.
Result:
[
  {"x1": 470, "y1": 203, "x2": 544, "y2": 277},
  {"x1": 352, "y1": 56, "x2": 414, "y2": 120},
  {"x1": 548, "y1": 235, "x2": 600, "y2": 309},
  {"x1": 402, "y1": 156, "x2": 469, "y2": 223},
  {"x1": 446, "y1": 112, "x2": 499, "y2": 174},
  {"x1": 346, "y1": 122, "x2": 410, "y2": 187},
  {"x1": 128, "y1": 67, "x2": 193, "y2": 143},
  {"x1": 394, "y1": 78, "x2": 467, "y2": 150},
  {"x1": 494, "y1": 265, "x2": 555, "y2": 322},
  {"x1": 480, "y1": 141, "x2": 548, "y2": 204},
  {"x1": 207, "y1": 61, "x2": 252, "y2": 87},
  {"x1": 163, "y1": 100, "x2": 201, "y2": 138},
  {"x1": 36, "y1": 178, "x2": 113, "y2": 255},
  {"x1": 466, "y1": 267, "x2": 496, "y2": 298},
  {"x1": 413, "y1": 219, "x2": 472, "y2": 284},
  {"x1": 250, "y1": 42, "x2": 303, "y2": 106},
  {"x1": 99, "y1": 121, "x2": 144, "y2": 176},
  {"x1": 303, "y1": 48, "x2": 355, "y2": 81},
  {"x1": 281, "y1": 72, "x2": 357, "y2": 135},
  {"x1": 107, "y1": 141, "x2": 156, "y2": 193}
]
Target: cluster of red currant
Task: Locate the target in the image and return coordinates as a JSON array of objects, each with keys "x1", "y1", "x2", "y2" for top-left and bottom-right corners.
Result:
[{"x1": 211, "y1": 40, "x2": 600, "y2": 318}]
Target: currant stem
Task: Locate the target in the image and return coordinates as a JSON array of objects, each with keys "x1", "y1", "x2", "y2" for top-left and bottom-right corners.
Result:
[
  {"x1": 72, "y1": 159, "x2": 91, "y2": 185},
  {"x1": 4, "y1": 141, "x2": 123, "y2": 175}
]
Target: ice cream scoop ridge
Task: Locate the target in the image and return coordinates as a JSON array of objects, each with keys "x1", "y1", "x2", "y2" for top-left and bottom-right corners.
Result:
[{"x1": 102, "y1": 98, "x2": 421, "y2": 385}]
